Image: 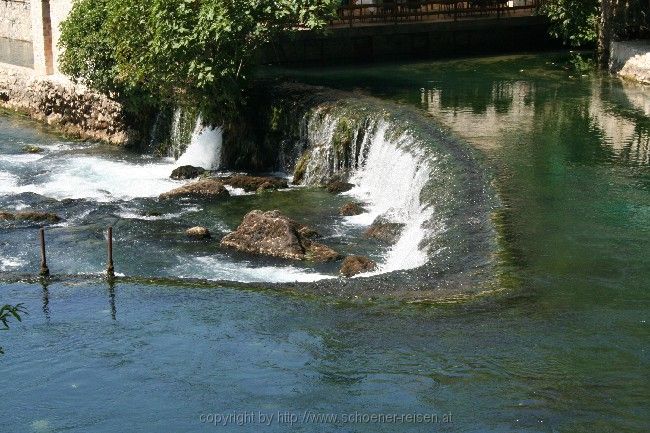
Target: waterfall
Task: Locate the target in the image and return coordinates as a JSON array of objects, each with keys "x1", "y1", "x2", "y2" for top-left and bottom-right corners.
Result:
[
  {"x1": 165, "y1": 108, "x2": 223, "y2": 170},
  {"x1": 296, "y1": 108, "x2": 435, "y2": 274},
  {"x1": 346, "y1": 121, "x2": 433, "y2": 273},
  {"x1": 175, "y1": 116, "x2": 223, "y2": 170}
]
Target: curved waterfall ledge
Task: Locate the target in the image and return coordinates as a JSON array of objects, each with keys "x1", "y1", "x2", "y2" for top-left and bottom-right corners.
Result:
[
  {"x1": 244, "y1": 83, "x2": 502, "y2": 298},
  {"x1": 0, "y1": 83, "x2": 501, "y2": 301}
]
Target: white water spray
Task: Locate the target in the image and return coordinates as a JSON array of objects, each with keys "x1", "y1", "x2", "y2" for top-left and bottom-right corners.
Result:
[
  {"x1": 175, "y1": 116, "x2": 223, "y2": 170},
  {"x1": 301, "y1": 114, "x2": 435, "y2": 274}
]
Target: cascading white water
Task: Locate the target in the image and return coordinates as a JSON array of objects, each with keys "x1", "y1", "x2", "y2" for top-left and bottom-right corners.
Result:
[
  {"x1": 0, "y1": 112, "x2": 224, "y2": 201},
  {"x1": 347, "y1": 121, "x2": 433, "y2": 273},
  {"x1": 175, "y1": 116, "x2": 223, "y2": 170},
  {"x1": 300, "y1": 113, "x2": 435, "y2": 274},
  {"x1": 168, "y1": 108, "x2": 223, "y2": 170}
]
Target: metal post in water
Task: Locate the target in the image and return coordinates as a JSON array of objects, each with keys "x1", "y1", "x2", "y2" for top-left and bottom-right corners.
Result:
[
  {"x1": 106, "y1": 226, "x2": 115, "y2": 279},
  {"x1": 39, "y1": 228, "x2": 49, "y2": 277}
]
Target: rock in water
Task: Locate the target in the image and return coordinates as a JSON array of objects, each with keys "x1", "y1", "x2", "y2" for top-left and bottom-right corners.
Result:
[
  {"x1": 340, "y1": 255, "x2": 377, "y2": 277},
  {"x1": 305, "y1": 242, "x2": 342, "y2": 262},
  {"x1": 186, "y1": 226, "x2": 211, "y2": 239},
  {"x1": 220, "y1": 210, "x2": 340, "y2": 262},
  {"x1": 0, "y1": 211, "x2": 61, "y2": 223},
  {"x1": 159, "y1": 179, "x2": 230, "y2": 200},
  {"x1": 326, "y1": 180, "x2": 354, "y2": 194},
  {"x1": 218, "y1": 175, "x2": 288, "y2": 193},
  {"x1": 22, "y1": 145, "x2": 44, "y2": 154},
  {"x1": 364, "y1": 216, "x2": 404, "y2": 243},
  {"x1": 170, "y1": 165, "x2": 205, "y2": 180},
  {"x1": 340, "y1": 202, "x2": 364, "y2": 216}
]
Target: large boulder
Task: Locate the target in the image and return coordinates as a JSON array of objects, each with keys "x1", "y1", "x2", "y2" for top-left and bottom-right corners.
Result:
[
  {"x1": 220, "y1": 210, "x2": 340, "y2": 262},
  {"x1": 364, "y1": 216, "x2": 404, "y2": 243},
  {"x1": 186, "y1": 226, "x2": 211, "y2": 239},
  {"x1": 218, "y1": 175, "x2": 288, "y2": 193},
  {"x1": 340, "y1": 255, "x2": 377, "y2": 277},
  {"x1": 340, "y1": 202, "x2": 364, "y2": 216},
  {"x1": 326, "y1": 180, "x2": 354, "y2": 194},
  {"x1": 0, "y1": 211, "x2": 61, "y2": 223},
  {"x1": 159, "y1": 179, "x2": 230, "y2": 200},
  {"x1": 170, "y1": 165, "x2": 205, "y2": 180}
]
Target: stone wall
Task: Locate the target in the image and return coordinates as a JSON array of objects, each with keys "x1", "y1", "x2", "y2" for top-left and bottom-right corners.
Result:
[
  {"x1": 0, "y1": 64, "x2": 129, "y2": 145},
  {"x1": 0, "y1": 0, "x2": 32, "y2": 41},
  {"x1": 49, "y1": 0, "x2": 74, "y2": 75},
  {"x1": 610, "y1": 40, "x2": 650, "y2": 85}
]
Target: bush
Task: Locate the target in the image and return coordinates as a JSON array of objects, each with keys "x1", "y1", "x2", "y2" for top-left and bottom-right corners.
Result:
[{"x1": 59, "y1": 0, "x2": 338, "y2": 123}]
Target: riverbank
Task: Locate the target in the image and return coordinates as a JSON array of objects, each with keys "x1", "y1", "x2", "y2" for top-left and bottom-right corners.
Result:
[
  {"x1": 610, "y1": 40, "x2": 650, "y2": 85},
  {"x1": 0, "y1": 63, "x2": 128, "y2": 144}
]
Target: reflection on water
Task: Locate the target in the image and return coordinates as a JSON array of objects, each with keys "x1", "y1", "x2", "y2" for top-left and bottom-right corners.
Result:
[{"x1": 421, "y1": 76, "x2": 650, "y2": 166}]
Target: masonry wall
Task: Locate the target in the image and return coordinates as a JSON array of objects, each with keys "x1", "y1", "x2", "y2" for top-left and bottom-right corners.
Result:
[
  {"x1": 1, "y1": 0, "x2": 73, "y2": 73},
  {"x1": 49, "y1": 0, "x2": 74, "y2": 74},
  {"x1": 1, "y1": 0, "x2": 32, "y2": 41},
  {"x1": 0, "y1": 0, "x2": 34, "y2": 68}
]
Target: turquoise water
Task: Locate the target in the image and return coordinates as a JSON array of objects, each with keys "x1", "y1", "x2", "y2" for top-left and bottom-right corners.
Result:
[{"x1": 1, "y1": 53, "x2": 649, "y2": 432}]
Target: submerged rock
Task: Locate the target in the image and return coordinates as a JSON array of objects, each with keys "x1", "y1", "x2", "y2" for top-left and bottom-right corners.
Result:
[
  {"x1": 218, "y1": 175, "x2": 288, "y2": 193},
  {"x1": 186, "y1": 226, "x2": 211, "y2": 239},
  {"x1": 364, "y1": 216, "x2": 404, "y2": 243},
  {"x1": 170, "y1": 165, "x2": 205, "y2": 180},
  {"x1": 22, "y1": 145, "x2": 44, "y2": 154},
  {"x1": 326, "y1": 180, "x2": 354, "y2": 194},
  {"x1": 340, "y1": 255, "x2": 377, "y2": 277},
  {"x1": 0, "y1": 211, "x2": 61, "y2": 223},
  {"x1": 159, "y1": 179, "x2": 230, "y2": 200},
  {"x1": 220, "y1": 210, "x2": 340, "y2": 262},
  {"x1": 340, "y1": 202, "x2": 364, "y2": 216}
]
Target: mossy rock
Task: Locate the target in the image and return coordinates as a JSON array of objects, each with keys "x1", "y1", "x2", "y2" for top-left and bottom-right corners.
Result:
[
  {"x1": 292, "y1": 151, "x2": 311, "y2": 185},
  {"x1": 22, "y1": 145, "x2": 44, "y2": 154}
]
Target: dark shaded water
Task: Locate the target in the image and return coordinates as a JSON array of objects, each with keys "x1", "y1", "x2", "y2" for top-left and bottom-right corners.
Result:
[{"x1": 1, "y1": 53, "x2": 649, "y2": 432}]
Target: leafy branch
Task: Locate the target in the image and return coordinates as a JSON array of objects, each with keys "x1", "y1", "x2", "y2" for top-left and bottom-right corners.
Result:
[{"x1": 0, "y1": 303, "x2": 27, "y2": 355}]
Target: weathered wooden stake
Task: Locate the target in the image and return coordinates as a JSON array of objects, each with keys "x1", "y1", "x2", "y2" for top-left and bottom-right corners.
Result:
[
  {"x1": 106, "y1": 226, "x2": 115, "y2": 279},
  {"x1": 39, "y1": 228, "x2": 49, "y2": 277}
]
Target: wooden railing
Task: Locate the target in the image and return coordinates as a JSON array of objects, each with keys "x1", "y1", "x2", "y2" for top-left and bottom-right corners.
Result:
[{"x1": 332, "y1": 0, "x2": 544, "y2": 27}]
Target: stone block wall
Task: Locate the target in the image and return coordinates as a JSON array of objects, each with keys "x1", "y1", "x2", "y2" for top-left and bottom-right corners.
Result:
[
  {"x1": 1, "y1": 0, "x2": 32, "y2": 42},
  {"x1": 0, "y1": 64, "x2": 129, "y2": 145}
]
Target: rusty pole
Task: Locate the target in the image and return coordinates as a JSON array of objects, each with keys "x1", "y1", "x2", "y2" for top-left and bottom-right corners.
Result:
[
  {"x1": 39, "y1": 228, "x2": 49, "y2": 277},
  {"x1": 107, "y1": 226, "x2": 115, "y2": 279}
]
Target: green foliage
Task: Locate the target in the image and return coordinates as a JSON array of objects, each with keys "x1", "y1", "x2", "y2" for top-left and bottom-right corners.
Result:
[
  {"x1": 568, "y1": 51, "x2": 596, "y2": 74},
  {"x1": 540, "y1": 0, "x2": 599, "y2": 47},
  {"x1": 0, "y1": 303, "x2": 27, "y2": 355},
  {"x1": 59, "y1": 0, "x2": 339, "y2": 121}
]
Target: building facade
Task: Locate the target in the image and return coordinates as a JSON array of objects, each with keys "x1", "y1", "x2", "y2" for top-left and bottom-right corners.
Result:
[{"x1": 1, "y1": 0, "x2": 73, "y2": 74}]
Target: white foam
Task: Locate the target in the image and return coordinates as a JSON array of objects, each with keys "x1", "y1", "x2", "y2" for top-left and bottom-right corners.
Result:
[
  {"x1": 1, "y1": 153, "x2": 45, "y2": 163},
  {"x1": 0, "y1": 254, "x2": 27, "y2": 272},
  {"x1": 302, "y1": 116, "x2": 434, "y2": 274},
  {"x1": 346, "y1": 122, "x2": 433, "y2": 272},
  {"x1": 5, "y1": 156, "x2": 179, "y2": 201},
  {"x1": 117, "y1": 205, "x2": 201, "y2": 221},
  {"x1": 0, "y1": 170, "x2": 18, "y2": 193},
  {"x1": 175, "y1": 256, "x2": 333, "y2": 283},
  {"x1": 175, "y1": 116, "x2": 222, "y2": 170}
]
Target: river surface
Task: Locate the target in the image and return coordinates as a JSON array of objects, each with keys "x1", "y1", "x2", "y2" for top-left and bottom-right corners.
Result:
[{"x1": 1, "y1": 53, "x2": 649, "y2": 432}]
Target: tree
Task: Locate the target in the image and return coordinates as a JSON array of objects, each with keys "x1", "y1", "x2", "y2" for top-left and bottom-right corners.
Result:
[
  {"x1": 541, "y1": 0, "x2": 649, "y2": 67},
  {"x1": 59, "y1": 0, "x2": 339, "y2": 122},
  {"x1": 540, "y1": 0, "x2": 600, "y2": 48},
  {"x1": 1, "y1": 304, "x2": 27, "y2": 355}
]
